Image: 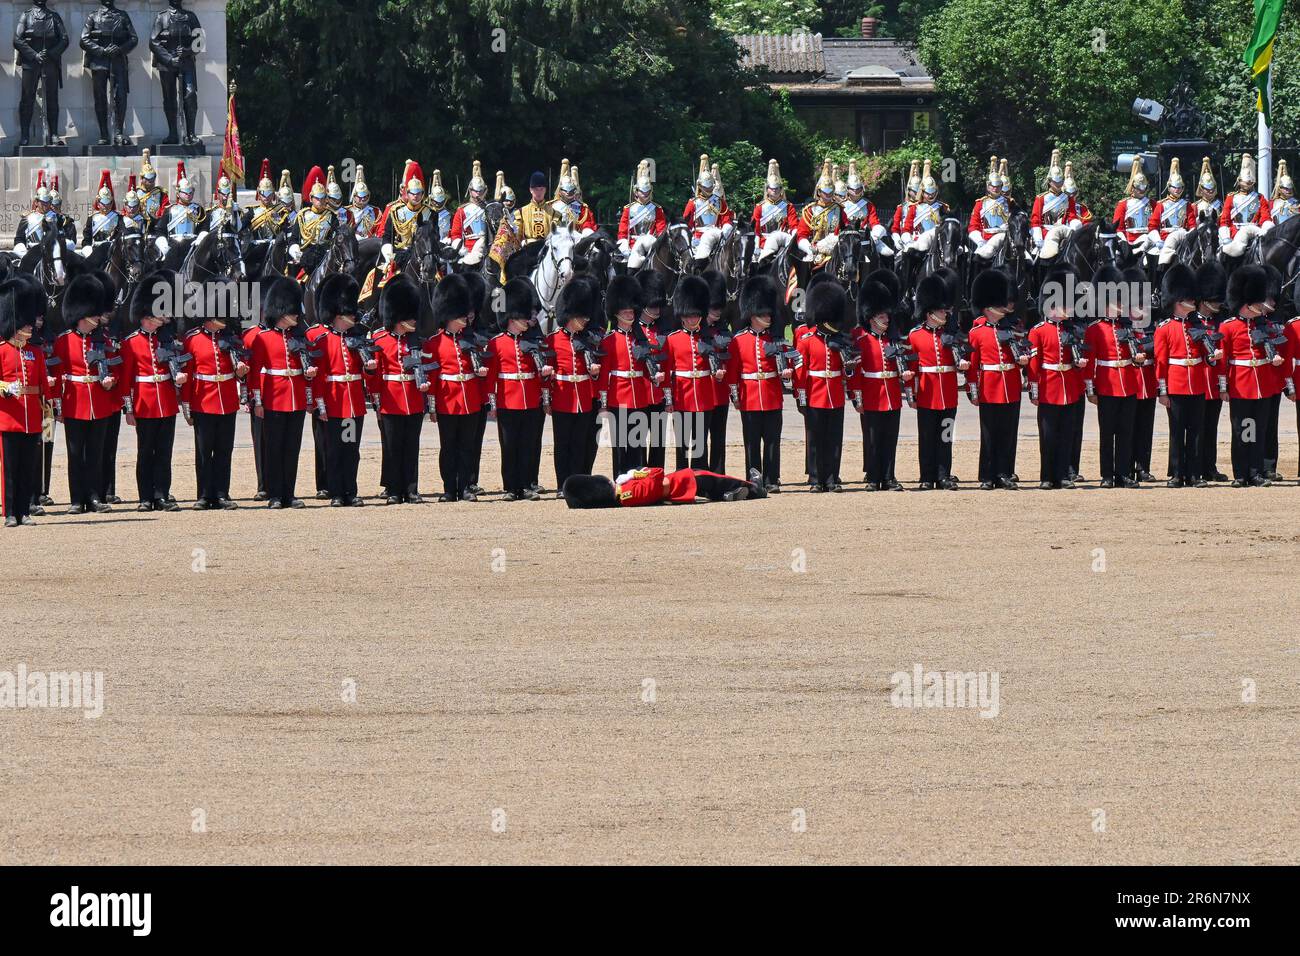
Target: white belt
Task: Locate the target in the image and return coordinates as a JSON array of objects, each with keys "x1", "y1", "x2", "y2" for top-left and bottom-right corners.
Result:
[
  {"x1": 382, "y1": 373, "x2": 415, "y2": 382},
  {"x1": 918, "y1": 365, "x2": 955, "y2": 374},
  {"x1": 1095, "y1": 359, "x2": 1131, "y2": 368},
  {"x1": 1041, "y1": 363, "x2": 1072, "y2": 372},
  {"x1": 982, "y1": 363, "x2": 1015, "y2": 372},
  {"x1": 809, "y1": 370, "x2": 842, "y2": 379},
  {"x1": 1229, "y1": 358, "x2": 1266, "y2": 367},
  {"x1": 499, "y1": 372, "x2": 536, "y2": 381},
  {"x1": 442, "y1": 372, "x2": 476, "y2": 383},
  {"x1": 263, "y1": 368, "x2": 303, "y2": 377},
  {"x1": 741, "y1": 371, "x2": 778, "y2": 380},
  {"x1": 136, "y1": 373, "x2": 172, "y2": 383},
  {"x1": 610, "y1": 370, "x2": 644, "y2": 378},
  {"x1": 675, "y1": 370, "x2": 711, "y2": 379},
  {"x1": 326, "y1": 374, "x2": 363, "y2": 383},
  {"x1": 860, "y1": 370, "x2": 898, "y2": 379},
  {"x1": 1169, "y1": 358, "x2": 1203, "y2": 367},
  {"x1": 195, "y1": 372, "x2": 235, "y2": 383},
  {"x1": 555, "y1": 374, "x2": 588, "y2": 383},
  {"x1": 65, "y1": 374, "x2": 98, "y2": 383}
]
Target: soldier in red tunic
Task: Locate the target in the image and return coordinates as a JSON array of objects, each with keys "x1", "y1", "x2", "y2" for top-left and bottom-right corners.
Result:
[
  {"x1": 1193, "y1": 262, "x2": 1230, "y2": 481},
  {"x1": 1218, "y1": 265, "x2": 1285, "y2": 485},
  {"x1": 966, "y1": 269, "x2": 1025, "y2": 489},
  {"x1": 616, "y1": 161, "x2": 667, "y2": 269},
  {"x1": 700, "y1": 270, "x2": 731, "y2": 473},
  {"x1": 1155, "y1": 263, "x2": 1211, "y2": 487},
  {"x1": 663, "y1": 276, "x2": 720, "y2": 471},
  {"x1": 793, "y1": 279, "x2": 853, "y2": 492},
  {"x1": 598, "y1": 276, "x2": 655, "y2": 474},
  {"x1": 849, "y1": 272, "x2": 909, "y2": 490},
  {"x1": 725, "y1": 275, "x2": 790, "y2": 492},
  {"x1": 1029, "y1": 267, "x2": 1087, "y2": 488},
  {"x1": 484, "y1": 278, "x2": 549, "y2": 500},
  {"x1": 181, "y1": 280, "x2": 249, "y2": 509},
  {"x1": 561, "y1": 467, "x2": 763, "y2": 508},
  {"x1": 907, "y1": 273, "x2": 964, "y2": 490},
  {"x1": 636, "y1": 270, "x2": 671, "y2": 468},
  {"x1": 425, "y1": 274, "x2": 487, "y2": 502},
  {"x1": 311, "y1": 274, "x2": 374, "y2": 507},
  {"x1": 547, "y1": 277, "x2": 603, "y2": 494},
  {"x1": 366, "y1": 275, "x2": 434, "y2": 504},
  {"x1": 0, "y1": 277, "x2": 52, "y2": 526},
  {"x1": 1084, "y1": 266, "x2": 1141, "y2": 487}
]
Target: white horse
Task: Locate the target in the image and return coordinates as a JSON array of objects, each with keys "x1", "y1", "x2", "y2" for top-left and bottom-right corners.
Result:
[{"x1": 529, "y1": 223, "x2": 581, "y2": 333}]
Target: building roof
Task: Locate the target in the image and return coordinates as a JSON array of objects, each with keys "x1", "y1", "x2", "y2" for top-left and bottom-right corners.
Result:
[{"x1": 736, "y1": 33, "x2": 934, "y2": 95}]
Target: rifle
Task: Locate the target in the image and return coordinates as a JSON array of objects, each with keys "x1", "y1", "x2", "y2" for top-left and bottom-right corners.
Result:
[
  {"x1": 763, "y1": 335, "x2": 802, "y2": 378},
  {"x1": 518, "y1": 336, "x2": 556, "y2": 374},
  {"x1": 824, "y1": 331, "x2": 861, "y2": 375},
  {"x1": 84, "y1": 340, "x2": 123, "y2": 384},
  {"x1": 286, "y1": 334, "x2": 322, "y2": 404},
  {"x1": 940, "y1": 324, "x2": 972, "y2": 364},
  {"x1": 155, "y1": 335, "x2": 193, "y2": 393},
  {"x1": 994, "y1": 322, "x2": 1031, "y2": 364},
  {"x1": 1058, "y1": 322, "x2": 1090, "y2": 365},
  {"x1": 696, "y1": 331, "x2": 730, "y2": 377},
  {"x1": 1249, "y1": 321, "x2": 1287, "y2": 364},
  {"x1": 342, "y1": 329, "x2": 381, "y2": 366},
  {"x1": 1186, "y1": 319, "x2": 1223, "y2": 366},
  {"x1": 882, "y1": 339, "x2": 918, "y2": 404},
  {"x1": 571, "y1": 327, "x2": 605, "y2": 372},
  {"x1": 400, "y1": 347, "x2": 439, "y2": 390}
]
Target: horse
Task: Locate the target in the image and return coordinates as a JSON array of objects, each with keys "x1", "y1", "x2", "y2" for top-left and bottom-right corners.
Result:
[
  {"x1": 180, "y1": 229, "x2": 244, "y2": 287},
  {"x1": 302, "y1": 225, "x2": 359, "y2": 325},
  {"x1": 1175, "y1": 212, "x2": 1218, "y2": 270},
  {"x1": 701, "y1": 225, "x2": 747, "y2": 299},
  {"x1": 1259, "y1": 215, "x2": 1300, "y2": 299},
  {"x1": 635, "y1": 222, "x2": 692, "y2": 299},
  {"x1": 506, "y1": 224, "x2": 580, "y2": 331},
  {"x1": 573, "y1": 228, "x2": 616, "y2": 291}
]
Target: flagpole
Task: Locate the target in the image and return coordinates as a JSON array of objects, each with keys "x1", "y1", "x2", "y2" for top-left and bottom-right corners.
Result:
[{"x1": 1259, "y1": 68, "x2": 1273, "y2": 198}]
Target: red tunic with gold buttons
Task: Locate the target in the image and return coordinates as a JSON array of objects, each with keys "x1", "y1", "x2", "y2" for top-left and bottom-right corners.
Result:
[
  {"x1": 1083, "y1": 319, "x2": 1140, "y2": 397},
  {"x1": 793, "y1": 329, "x2": 846, "y2": 409},
  {"x1": 53, "y1": 329, "x2": 121, "y2": 420},
  {"x1": 250, "y1": 328, "x2": 310, "y2": 412},
  {"x1": 182, "y1": 327, "x2": 241, "y2": 415},
  {"x1": 365, "y1": 329, "x2": 427, "y2": 416},
  {"x1": 118, "y1": 330, "x2": 180, "y2": 418},
  {"x1": 615, "y1": 467, "x2": 698, "y2": 506},
  {"x1": 0, "y1": 340, "x2": 51, "y2": 434},
  {"x1": 907, "y1": 324, "x2": 960, "y2": 410},
  {"x1": 724, "y1": 328, "x2": 784, "y2": 412},
  {"x1": 425, "y1": 330, "x2": 484, "y2": 415},
  {"x1": 546, "y1": 328, "x2": 596, "y2": 414},
  {"x1": 1218, "y1": 316, "x2": 1282, "y2": 400},
  {"x1": 484, "y1": 333, "x2": 544, "y2": 410},
  {"x1": 967, "y1": 316, "x2": 1022, "y2": 403},
  {"x1": 847, "y1": 327, "x2": 903, "y2": 412},
  {"x1": 312, "y1": 328, "x2": 369, "y2": 419},
  {"x1": 1028, "y1": 321, "x2": 1085, "y2": 404},
  {"x1": 597, "y1": 327, "x2": 654, "y2": 409},
  {"x1": 663, "y1": 327, "x2": 718, "y2": 412},
  {"x1": 1154, "y1": 317, "x2": 1208, "y2": 396}
]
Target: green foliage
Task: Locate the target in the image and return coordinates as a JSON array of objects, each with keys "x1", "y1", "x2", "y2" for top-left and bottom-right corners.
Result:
[{"x1": 711, "y1": 0, "x2": 822, "y2": 33}]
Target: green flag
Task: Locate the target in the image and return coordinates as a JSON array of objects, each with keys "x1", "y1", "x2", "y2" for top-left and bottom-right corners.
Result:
[{"x1": 1243, "y1": 0, "x2": 1284, "y2": 125}]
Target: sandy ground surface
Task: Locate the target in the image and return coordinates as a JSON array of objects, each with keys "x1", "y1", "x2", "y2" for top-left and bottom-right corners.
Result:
[{"x1": 3, "y1": 400, "x2": 1299, "y2": 865}]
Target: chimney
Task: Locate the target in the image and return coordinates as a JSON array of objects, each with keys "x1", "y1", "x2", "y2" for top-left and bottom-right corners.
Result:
[{"x1": 860, "y1": 17, "x2": 879, "y2": 38}]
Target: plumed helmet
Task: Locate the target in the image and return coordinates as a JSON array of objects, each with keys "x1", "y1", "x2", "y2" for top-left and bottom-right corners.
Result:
[
  {"x1": 920, "y1": 158, "x2": 938, "y2": 198},
  {"x1": 701, "y1": 270, "x2": 727, "y2": 312},
  {"x1": 1046, "y1": 149, "x2": 1064, "y2": 186},
  {"x1": 1125, "y1": 157, "x2": 1148, "y2": 196},
  {"x1": 673, "y1": 275, "x2": 711, "y2": 320},
  {"x1": 633, "y1": 159, "x2": 654, "y2": 199},
  {"x1": 1161, "y1": 262, "x2": 1198, "y2": 307},
  {"x1": 605, "y1": 274, "x2": 642, "y2": 322},
  {"x1": 326, "y1": 165, "x2": 343, "y2": 202},
  {"x1": 846, "y1": 159, "x2": 863, "y2": 193},
  {"x1": 380, "y1": 274, "x2": 423, "y2": 331},
  {"x1": 1062, "y1": 161, "x2": 1078, "y2": 196},
  {"x1": 857, "y1": 279, "x2": 897, "y2": 327},
  {"x1": 494, "y1": 169, "x2": 514, "y2": 204},
  {"x1": 402, "y1": 159, "x2": 425, "y2": 198},
  {"x1": 815, "y1": 158, "x2": 834, "y2": 197},
  {"x1": 915, "y1": 272, "x2": 954, "y2": 320},
  {"x1": 986, "y1": 155, "x2": 1002, "y2": 189},
  {"x1": 1227, "y1": 263, "x2": 1269, "y2": 312},
  {"x1": 302, "y1": 166, "x2": 326, "y2": 205},
  {"x1": 556, "y1": 158, "x2": 577, "y2": 199},
  {"x1": 93, "y1": 169, "x2": 115, "y2": 211},
  {"x1": 557, "y1": 274, "x2": 600, "y2": 323},
  {"x1": 502, "y1": 277, "x2": 540, "y2": 330},
  {"x1": 561, "y1": 474, "x2": 618, "y2": 508},
  {"x1": 1273, "y1": 160, "x2": 1293, "y2": 198},
  {"x1": 1037, "y1": 267, "x2": 1074, "y2": 318},
  {"x1": 1196, "y1": 261, "x2": 1227, "y2": 304},
  {"x1": 64, "y1": 273, "x2": 108, "y2": 327},
  {"x1": 49, "y1": 174, "x2": 62, "y2": 207},
  {"x1": 833, "y1": 163, "x2": 848, "y2": 200},
  {"x1": 1197, "y1": 156, "x2": 1217, "y2": 196},
  {"x1": 260, "y1": 275, "x2": 304, "y2": 327},
  {"x1": 277, "y1": 169, "x2": 294, "y2": 205},
  {"x1": 1237, "y1": 152, "x2": 1257, "y2": 187},
  {"x1": 740, "y1": 275, "x2": 780, "y2": 323},
  {"x1": 123, "y1": 174, "x2": 140, "y2": 209},
  {"x1": 696, "y1": 153, "x2": 714, "y2": 196},
  {"x1": 256, "y1": 158, "x2": 273, "y2": 197},
  {"x1": 970, "y1": 268, "x2": 1012, "y2": 314},
  {"x1": 905, "y1": 159, "x2": 921, "y2": 200},
  {"x1": 765, "y1": 158, "x2": 785, "y2": 197},
  {"x1": 215, "y1": 175, "x2": 233, "y2": 202},
  {"x1": 429, "y1": 273, "x2": 472, "y2": 332},
  {"x1": 33, "y1": 169, "x2": 51, "y2": 205},
  {"x1": 468, "y1": 159, "x2": 487, "y2": 196},
  {"x1": 140, "y1": 148, "x2": 157, "y2": 183},
  {"x1": 1166, "y1": 157, "x2": 1185, "y2": 193},
  {"x1": 130, "y1": 269, "x2": 181, "y2": 331},
  {"x1": 426, "y1": 168, "x2": 442, "y2": 205},
  {"x1": 806, "y1": 277, "x2": 849, "y2": 332},
  {"x1": 351, "y1": 164, "x2": 369, "y2": 203},
  {"x1": 636, "y1": 269, "x2": 667, "y2": 311},
  {"x1": 998, "y1": 158, "x2": 1011, "y2": 196},
  {"x1": 318, "y1": 273, "x2": 360, "y2": 321}
]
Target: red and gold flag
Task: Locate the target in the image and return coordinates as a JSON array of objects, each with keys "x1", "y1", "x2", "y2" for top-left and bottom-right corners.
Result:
[{"x1": 221, "y1": 88, "x2": 245, "y2": 186}]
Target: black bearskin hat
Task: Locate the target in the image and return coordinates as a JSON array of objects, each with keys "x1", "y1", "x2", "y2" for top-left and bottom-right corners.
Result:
[
  {"x1": 501, "y1": 277, "x2": 540, "y2": 330},
  {"x1": 857, "y1": 279, "x2": 896, "y2": 327},
  {"x1": 0, "y1": 278, "x2": 39, "y2": 340},
  {"x1": 1160, "y1": 263, "x2": 1198, "y2": 307},
  {"x1": 260, "y1": 275, "x2": 303, "y2": 328},
  {"x1": 130, "y1": 269, "x2": 181, "y2": 332},
  {"x1": 673, "y1": 275, "x2": 711, "y2": 320},
  {"x1": 64, "y1": 273, "x2": 107, "y2": 327},
  {"x1": 380, "y1": 274, "x2": 423, "y2": 331},
  {"x1": 740, "y1": 275, "x2": 780, "y2": 323},
  {"x1": 1037, "y1": 267, "x2": 1075, "y2": 319},
  {"x1": 701, "y1": 270, "x2": 727, "y2": 311},
  {"x1": 637, "y1": 269, "x2": 667, "y2": 310},
  {"x1": 806, "y1": 278, "x2": 849, "y2": 332},
  {"x1": 562, "y1": 474, "x2": 619, "y2": 509},
  {"x1": 970, "y1": 268, "x2": 1011, "y2": 315},
  {"x1": 863, "y1": 267, "x2": 901, "y2": 308},
  {"x1": 429, "y1": 273, "x2": 471, "y2": 332},
  {"x1": 5, "y1": 273, "x2": 47, "y2": 341},
  {"x1": 318, "y1": 273, "x2": 360, "y2": 321},
  {"x1": 914, "y1": 273, "x2": 953, "y2": 320},
  {"x1": 1196, "y1": 261, "x2": 1227, "y2": 304},
  {"x1": 1228, "y1": 264, "x2": 1269, "y2": 313},
  {"x1": 462, "y1": 271, "x2": 488, "y2": 326},
  {"x1": 558, "y1": 274, "x2": 600, "y2": 323},
  {"x1": 605, "y1": 275, "x2": 642, "y2": 323}
]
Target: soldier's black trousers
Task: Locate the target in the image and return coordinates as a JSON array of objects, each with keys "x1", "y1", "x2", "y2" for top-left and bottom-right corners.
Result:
[
  {"x1": 63, "y1": 417, "x2": 109, "y2": 507},
  {"x1": 609, "y1": 406, "x2": 649, "y2": 475},
  {"x1": 469, "y1": 406, "x2": 488, "y2": 487},
  {"x1": 313, "y1": 414, "x2": 329, "y2": 494},
  {"x1": 19, "y1": 65, "x2": 60, "y2": 138},
  {"x1": 1096, "y1": 395, "x2": 1136, "y2": 484},
  {"x1": 1131, "y1": 397, "x2": 1156, "y2": 476},
  {"x1": 261, "y1": 409, "x2": 305, "y2": 504},
  {"x1": 497, "y1": 407, "x2": 544, "y2": 495},
  {"x1": 1200, "y1": 398, "x2": 1224, "y2": 477},
  {"x1": 193, "y1": 412, "x2": 236, "y2": 502},
  {"x1": 804, "y1": 405, "x2": 844, "y2": 487},
  {"x1": 916, "y1": 407, "x2": 955, "y2": 484},
  {"x1": 1263, "y1": 392, "x2": 1282, "y2": 475},
  {"x1": 135, "y1": 415, "x2": 176, "y2": 503},
  {"x1": 382, "y1": 412, "x2": 424, "y2": 498},
  {"x1": 552, "y1": 409, "x2": 598, "y2": 490},
  {"x1": 324, "y1": 415, "x2": 363, "y2": 501},
  {"x1": 977, "y1": 400, "x2": 1019, "y2": 483},
  {"x1": 675, "y1": 409, "x2": 714, "y2": 471},
  {"x1": 692, "y1": 473, "x2": 753, "y2": 501},
  {"x1": 1036, "y1": 401, "x2": 1073, "y2": 486},
  {"x1": 861, "y1": 408, "x2": 900, "y2": 486},
  {"x1": 707, "y1": 402, "x2": 729, "y2": 474},
  {"x1": 1229, "y1": 397, "x2": 1268, "y2": 482},
  {"x1": 741, "y1": 409, "x2": 782, "y2": 486},
  {"x1": 1166, "y1": 394, "x2": 1204, "y2": 483},
  {"x1": 31, "y1": 422, "x2": 54, "y2": 504},
  {"x1": 436, "y1": 410, "x2": 481, "y2": 498},
  {"x1": 2, "y1": 431, "x2": 39, "y2": 519},
  {"x1": 90, "y1": 65, "x2": 129, "y2": 139},
  {"x1": 102, "y1": 409, "x2": 121, "y2": 497},
  {"x1": 646, "y1": 401, "x2": 668, "y2": 469},
  {"x1": 250, "y1": 409, "x2": 265, "y2": 494},
  {"x1": 1069, "y1": 395, "x2": 1086, "y2": 475}
]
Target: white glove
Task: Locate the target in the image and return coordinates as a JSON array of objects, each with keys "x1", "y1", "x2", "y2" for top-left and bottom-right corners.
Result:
[
  {"x1": 870, "y1": 224, "x2": 886, "y2": 240},
  {"x1": 289, "y1": 243, "x2": 303, "y2": 263},
  {"x1": 1218, "y1": 225, "x2": 1231, "y2": 244},
  {"x1": 815, "y1": 234, "x2": 838, "y2": 254},
  {"x1": 381, "y1": 242, "x2": 395, "y2": 263},
  {"x1": 969, "y1": 230, "x2": 983, "y2": 245},
  {"x1": 1145, "y1": 229, "x2": 1161, "y2": 247},
  {"x1": 80, "y1": 245, "x2": 93, "y2": 257},
  {"x1": 154, "y1": 237, "x2": 169, "y2": 255},
  {"x1": 0, "y1": 381, "x2": 15, "y2": 397},
  {"x1": 12, "y1": 243, "x2": 27, "y2": 258}
]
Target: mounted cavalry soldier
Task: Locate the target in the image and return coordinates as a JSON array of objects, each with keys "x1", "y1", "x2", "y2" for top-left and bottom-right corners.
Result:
[
  {"x1": 751, "y1": 159, "x2": 798, "y2": 263},
  {"x1": 1030, "y1": 150, "x2": 1081, "y2": 260},
  {"x1": 449, "y1": 160, "x2": 491, "y2": 267},
  {"x1": 152, "y1": 161, "x2": 204, "y2": 260},
  {"x1": 80, "y1": 170, "x2": 122, "y2": 256},
  {"x1": 1146, "y1": 158, "x2": 1195, "y2": 266},
  {"x1": 617, "y1": 160, "x2": 667, "y2": 269},
  {"x1": 287, "y1": 169, "x2": 337, "y2": 279},
  {"x1": 426, "y1": 169, "x2": 454, "y2": 241},
  {"x1": 207, "y1": 173, "x2": 242, "y2": 237},
  {"x1": 796, "y1": 160, "x2": 843, "y2": 266},
  {"x1": 841, "y1": 160, "x2": 891, "y2": 258},
  {"x1": 898, "y1": 159, "x2": 948, "y2": 259},
  {"x1": 552, "y1": 159, "x2": 598, "y2": 235},
  {"x1": 121, "y1": 176, "x2": 147, "y2": 235},
  {"x1": 12, "y1": 170, "x2": 54, "y2": 258},
  {"x1": 137, "y1": 150, "x2": 169, "y2": 228},
  {"x1": 682, "y1": 154, "x2": 734, "y2": 263},
  {"x1": 247, "y1": 161, "x2": 290, "y2": 246},
  {"x1": 1113, "y1": 158, "x2": 1153, "y2": 256},
  {"x1": 969, "y1": 156, "x2": 1010, "y2": 261},
  {"x1": 487, "y1": 170, "x2": 524, "y2": 281},
  {"x1": 1193, "y1": 156, "x2": 1221, "y2": 225},
  {"x1": 890, "y1": 160, "x2": 921, "y2": 252},
  {"x1": 518, "y1": 171, "x2": 554, "y2": 245},
  {"x1": 346, "y1": 165, "x2": 380, "y2": 239},
  {"x1": 378, "y1": 159, "x2": 431, "y2": 278},
  {"x1": 1218, "y1": 153, "x2": 1272, "y2": 260},
  {"x1": 1270, "y1": 160, "x2": 1298, "y2": 224}
]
